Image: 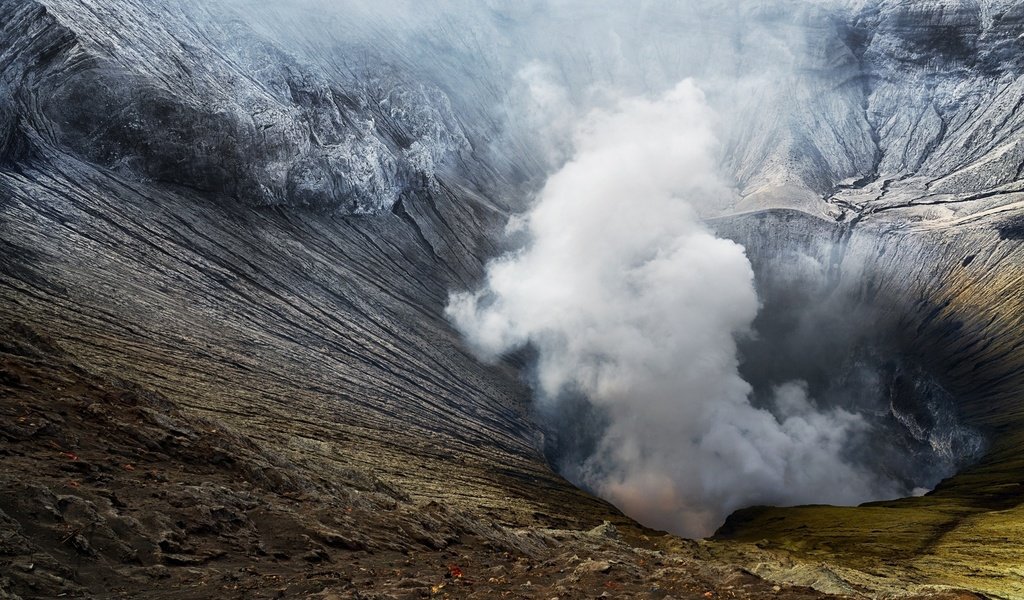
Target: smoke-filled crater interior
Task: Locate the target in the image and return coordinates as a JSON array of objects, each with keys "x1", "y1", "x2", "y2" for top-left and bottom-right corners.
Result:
[
  {"x1": 477, "y1": 209, "x2": 990, "y2": 537},
  {"x1": 6, "y1": 0, "x2": 1024, "y2": 597}
]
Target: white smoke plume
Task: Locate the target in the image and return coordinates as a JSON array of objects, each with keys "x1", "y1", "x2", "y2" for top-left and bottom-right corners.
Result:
[
  {"x1": 218, "y1": 0, "x2": 967, "y2": 536},
  {"x1": 447, "y1": 79, "x2": 897, "y2": 537}
]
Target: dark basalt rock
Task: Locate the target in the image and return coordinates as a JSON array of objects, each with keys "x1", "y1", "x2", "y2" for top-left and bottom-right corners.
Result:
[{"x1": 0, "y1": 90, "x2": 18, "y2": 165}]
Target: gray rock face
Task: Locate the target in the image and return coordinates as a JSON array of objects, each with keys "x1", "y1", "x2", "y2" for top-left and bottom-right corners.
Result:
[
  {"x1": 0, "y1": 89, "x2": 16, "y2": 165},
  {"x1": 0, "y1": 0, "x2": 471, "y2": 212},
  {"x1": 833, "y1": 0, "x2": 1024, "y2": 211},
  {"x1": 8, "y1": 0, "x2": 1022, "y2": 219}
]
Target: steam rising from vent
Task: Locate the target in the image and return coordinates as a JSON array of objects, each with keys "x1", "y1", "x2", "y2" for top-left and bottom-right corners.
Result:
[{"x1": 447, "y1": 80, "x2": 902, "y2": 536}]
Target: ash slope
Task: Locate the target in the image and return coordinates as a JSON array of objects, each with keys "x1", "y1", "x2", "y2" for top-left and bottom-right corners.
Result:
[
  {"x1": 0, "y1": 1, "x2": 646, "y2": 597},
  {"x1": 0, "y1": 0, "x2": 1024, "y2": 599}
]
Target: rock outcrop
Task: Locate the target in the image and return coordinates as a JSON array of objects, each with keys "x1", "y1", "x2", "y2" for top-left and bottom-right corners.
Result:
[{"x1": 1, "y1": 0, "x2": 472, "y2": 212}]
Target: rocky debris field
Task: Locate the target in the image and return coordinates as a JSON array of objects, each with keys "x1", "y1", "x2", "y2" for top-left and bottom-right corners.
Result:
[{"x1": 0, "y1": 321, "x2": 889, "y2": 600}]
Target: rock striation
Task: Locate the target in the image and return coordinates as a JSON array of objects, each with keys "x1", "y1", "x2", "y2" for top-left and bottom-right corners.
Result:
[{"x1": 1, "y1": 0, "x2": 472, "y2": 212}]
